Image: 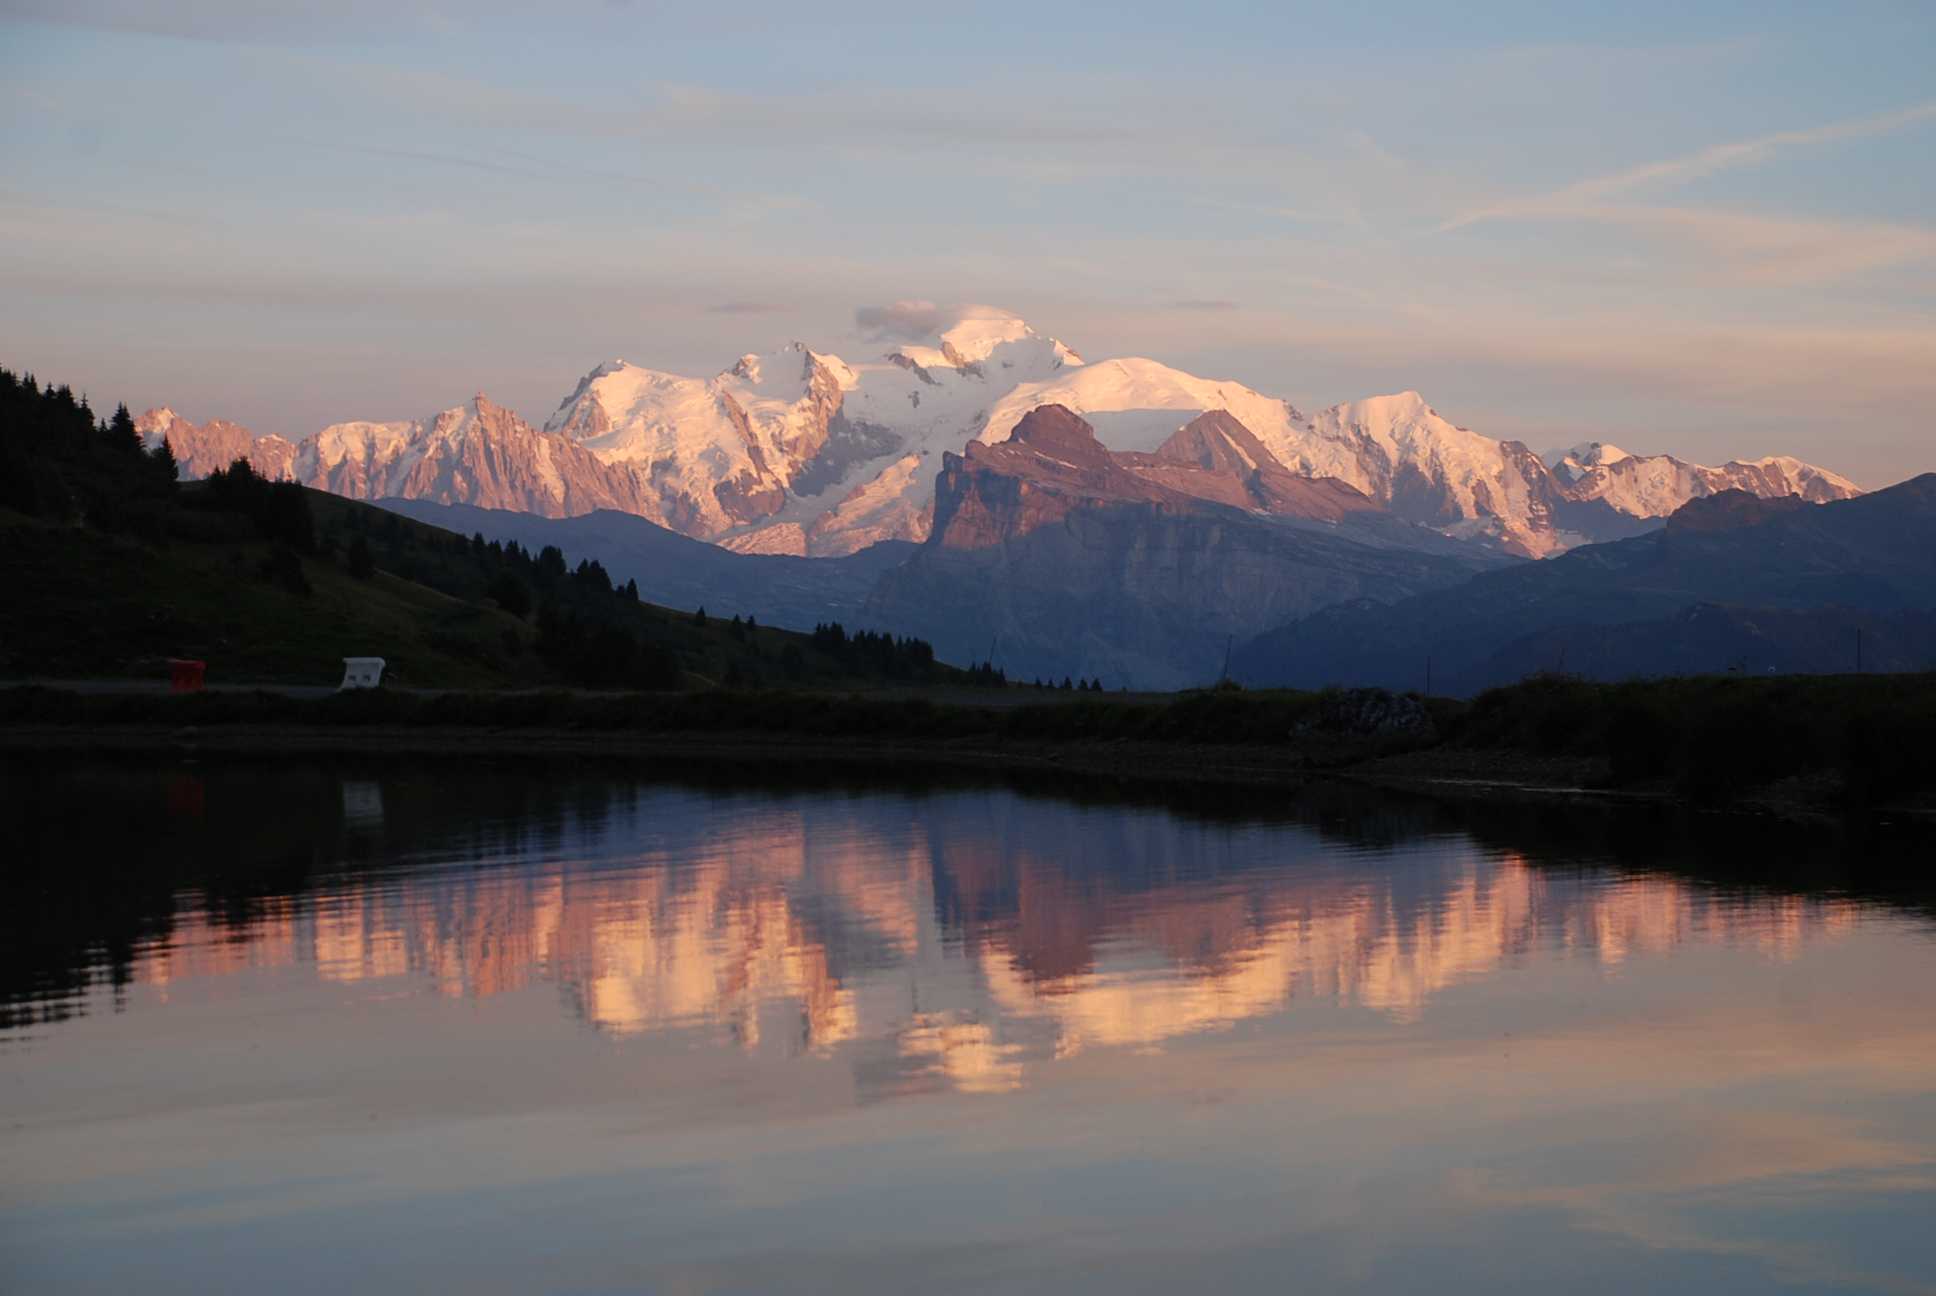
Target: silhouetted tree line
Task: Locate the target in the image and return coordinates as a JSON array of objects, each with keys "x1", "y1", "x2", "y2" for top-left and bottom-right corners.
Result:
[
  {"x1": 0, "y1": 369, "x2": 178, "y2": 534},
  {"x1": 201, "y1": 459, "x2": 316, "y2": 552},
  {"x1": 326, "y1": 509, "x2": 681, "y2": 689},
  {"x1": 811, "y1": 621, "x2": 943, "y2": 681},
  {"x1": 1032, "y1": 676, "x2": 1106, "y2": 692}
]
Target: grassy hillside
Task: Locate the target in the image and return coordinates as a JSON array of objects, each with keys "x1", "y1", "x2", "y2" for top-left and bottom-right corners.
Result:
[
  {"x1": 0, "y1": 366, "x2": 967, "y2": 691},
  {"x1": 2, "y1": 497, "x2": 969, "y2": 690},
  {"x1": 2, "y1": 511, "x2": 533, "y2": 687}
]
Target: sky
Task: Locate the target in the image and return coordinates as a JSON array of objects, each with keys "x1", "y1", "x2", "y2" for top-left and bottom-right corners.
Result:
[{"x1": 1, "y1": 1, "x2": 1932, "y2": 486}]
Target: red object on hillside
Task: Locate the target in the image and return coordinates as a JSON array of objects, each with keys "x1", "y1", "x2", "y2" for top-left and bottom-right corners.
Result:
[{"x1": 168, "y1": 659, "x2": 206, "y2": 692}]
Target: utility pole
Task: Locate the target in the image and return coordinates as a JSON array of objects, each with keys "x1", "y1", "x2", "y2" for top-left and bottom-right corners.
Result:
[
  {"x1": 1220, "y1": 635, "x2": 1233, "y2": 685},
  {"x1": 1856, "y1": 627, "x2": 1863, "y2": 674},
  {"x1": 1424, "y1": 654, "x2": 1433, "y2": 698}
]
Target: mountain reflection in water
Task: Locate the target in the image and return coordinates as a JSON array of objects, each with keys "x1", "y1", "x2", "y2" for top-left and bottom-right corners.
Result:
[{"x1": 5, "y1": 759, "x2": 1935, "y2": 1294}]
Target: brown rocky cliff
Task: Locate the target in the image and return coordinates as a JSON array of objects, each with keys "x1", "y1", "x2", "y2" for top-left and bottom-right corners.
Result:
[
  {"x1": 1126, "y1": 411, "x2": 1381, "y2": 521},
  {"x1": 931, "y1": 404, "x2": 1182, "y2": 549},
  {"x1": 932, "y1": 404, "x2": 1381, "y2": 550}
]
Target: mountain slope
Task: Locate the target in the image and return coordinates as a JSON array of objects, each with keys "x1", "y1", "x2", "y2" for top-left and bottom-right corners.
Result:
[
  {"x1": 1231, "y1": 474, "x2": 1936, "y2": 695},
  {"x1": 379, "y1": 499, "x2": 913, "y2": 630},
  {"x1": 867, "y1": 405, "x2": 1506, "y2": 688}
]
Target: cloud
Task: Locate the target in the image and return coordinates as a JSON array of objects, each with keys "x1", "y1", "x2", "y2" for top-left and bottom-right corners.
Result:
[
  {"x1": 854, "y1": 300, "x2": 958, "y2": 341},
  {"x1": 708, "y1": 301, "x2": 786, "y2": 315},
  {"x1": 1561, "y1": 204, "x2": 1936, "y2": 285},
  {"x1": 1168, "y1": 299, "x2": 1239, "y2": 312},
  {"x1": 1441, "y1": 99, "x2": 1936, "y2": 232}
]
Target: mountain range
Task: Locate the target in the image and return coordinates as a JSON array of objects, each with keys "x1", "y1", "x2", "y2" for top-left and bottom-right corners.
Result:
[
  {"x1": 1231, "y1": 475, "x2": 1936, "y2": 695},
  {"x1": 127, "y1": 308, "x2": 1901, "y2": 689},
  {"x1": 136, "y1": 307, "x2": 1859, "y2": 563}
]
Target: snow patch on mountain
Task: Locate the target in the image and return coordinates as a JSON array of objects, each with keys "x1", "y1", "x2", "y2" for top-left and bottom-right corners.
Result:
[
  {"x1": 1546, "y1": 441, "x2": 1632, "y2": 484},
  {"x1": 979, "y1": 357, "x2": 1306, "y2": 458},
  {"x1": 1565, "y1": 449, "x2": 1862, "y2": 519}
]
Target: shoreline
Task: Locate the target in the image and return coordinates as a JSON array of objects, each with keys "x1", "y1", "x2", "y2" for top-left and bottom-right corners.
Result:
[
  {"x1": 0, "y1": 722, "x2": 1330, "y2": 788},
  {"x1": 11, "y1": 720, "x2": 1928, "y2": 823}
]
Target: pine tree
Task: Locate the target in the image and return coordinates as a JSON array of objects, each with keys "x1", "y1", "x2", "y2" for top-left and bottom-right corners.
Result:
[
  {"x1": 149, "y1": 436, "x2": 178, "y2": 484},
  {"x1": 108, "y1": 403, "x2": 139, "y2": 454}
]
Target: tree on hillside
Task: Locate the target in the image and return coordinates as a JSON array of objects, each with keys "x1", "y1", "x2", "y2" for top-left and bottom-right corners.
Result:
[
  {"x1": 535, "y1": 544, "x2": 567, "y2": 585},
  {"x1": 486, "y1": 570, "x2": 530, "y2": 618},
  {"x1": 108, "y1": 404, "x2": 139, "y2": 454},
  {"x1": 149, "y1": 436, "x2": 178, "y2": 485}
]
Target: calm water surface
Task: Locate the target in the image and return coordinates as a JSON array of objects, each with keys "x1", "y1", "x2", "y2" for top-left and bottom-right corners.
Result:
[{"x1": 5, "y1": 760, "x2": 1936, "y2": 1293}]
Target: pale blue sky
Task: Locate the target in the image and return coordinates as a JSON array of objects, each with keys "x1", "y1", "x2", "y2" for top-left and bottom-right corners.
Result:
[{"x1": 3, "y1": 1, "x2": 1932, "y2": 484}]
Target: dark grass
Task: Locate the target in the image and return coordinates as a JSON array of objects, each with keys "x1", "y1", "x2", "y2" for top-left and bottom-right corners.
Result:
[
  {"x1": 0, "y1": 683, "x2": 1414, "y2": 750},
  {"x1": 11, "y1": 670, "x2": 1936, "y2": 808},
  {"x1": 1448, "y1": 671, "x2": 1936, "y2": 806}
]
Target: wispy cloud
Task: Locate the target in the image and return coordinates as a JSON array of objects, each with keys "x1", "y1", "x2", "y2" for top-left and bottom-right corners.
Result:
[
  {"x1": 1565, "y1": 204, "x2": 1936, "y2": 285},
  {"x1": 854, "y1": 300, "x2": 958, "y2": 341},
  {"x1": 1167, "y1": 299, "x2": 1239, "y2": 312},
  {"x1": 708, "y1": 301, "x2": 787, "y2": 315},
  {"x1": 1441, "y1": 100, "x2": 1936, "y2": 232}
]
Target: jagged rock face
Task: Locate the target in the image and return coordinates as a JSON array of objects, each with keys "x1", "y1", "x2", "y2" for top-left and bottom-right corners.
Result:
[
  {"x1": 873, "y1": 406, "x2": 1500, "y2": 688},
  {"x1": 931, "y1": 406, "x2": 1381, "y2": 552},
  {"x1": 136, "y1": 408, "x2": 296, "y2": 480},
  {"x1": 286, "y1": 398, "x2": 658, "y2": 519},
  {"x1": 929, "y1": 407, "x2": 1168, "y2": 551},
  {"x1": 1288, "y1": 394, "x2": 1584, "y2": 557},
  {"x1": 1563, "y1": 448, "x2": 1861, "y2": 519},
  {"x1": 1124, "y1": 411, "x2": 1385, "y2": 522}
]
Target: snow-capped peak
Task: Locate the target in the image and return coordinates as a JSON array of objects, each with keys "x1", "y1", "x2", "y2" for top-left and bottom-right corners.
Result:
[
  {"x1": 723, "y1": 341, "x2": 856, "y2": 397},
  {"x1": 1545, "y1": 440, "x2": 1633, "y2": 483},
  {"x1": 933, "y1": 307, "x2": 1044, "y2": 364},
  {"x1": 884, "y1": 306, "x2": 1084, "y2": 376}
]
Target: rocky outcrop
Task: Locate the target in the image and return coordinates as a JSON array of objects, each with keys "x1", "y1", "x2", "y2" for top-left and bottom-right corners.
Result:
[
  {"x1": 929, "y1": 407, "x2": 1383, "y2": 552},
  {"x1": 1123, "y1": 411, "x2": 1385, "y2": 522},
  {"x1": 1664, "y1": 488, "x2": 1811, "y2": 536},
  {"x1": 868, "y1": 406, "x2": 1504, "y2": 688}
]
